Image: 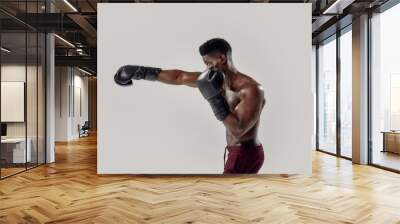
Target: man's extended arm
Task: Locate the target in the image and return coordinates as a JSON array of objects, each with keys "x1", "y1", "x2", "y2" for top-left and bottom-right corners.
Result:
[
  {"x1": 114, "y1": 65, "x2": 200, "y2": 87},
  {"x1": 223, "y1": 85, "x2": 264, "y2": 139},
  {"x1": 157, "y1": 70, "x2": 200, "y2": 87}
]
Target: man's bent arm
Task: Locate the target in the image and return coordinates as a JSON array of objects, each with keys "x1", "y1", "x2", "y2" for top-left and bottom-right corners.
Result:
[
  {"x1": 157, "y1": 70, "x2": 201, "y2": 87},
  {"x1": 223, "y1": 85, "x2": 264, "y2": 139}
]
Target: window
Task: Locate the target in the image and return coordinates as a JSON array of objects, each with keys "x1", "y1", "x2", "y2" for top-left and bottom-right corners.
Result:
[
  {"x1": 318, "y1": 36, "x2": 337, "y2": 154},
  {"x1": 339, "y1": 29, "x2": 352, "y2": 158},
  {"x1": 370, "y1": 3, "x2": 400, "y2": 171}
]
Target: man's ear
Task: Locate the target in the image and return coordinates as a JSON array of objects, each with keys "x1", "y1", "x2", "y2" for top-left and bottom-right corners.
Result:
[{"x1": 220, "y1": 54, "x2": 227, "y2": 64}]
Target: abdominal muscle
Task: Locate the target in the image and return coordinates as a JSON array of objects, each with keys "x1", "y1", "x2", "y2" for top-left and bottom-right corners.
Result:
[
  {"x1": 226, "y1": 121, "x2": 261, "y2": 147},
  {"x1": 224, "y1": 88, "x2": 262, "y2": 147}
]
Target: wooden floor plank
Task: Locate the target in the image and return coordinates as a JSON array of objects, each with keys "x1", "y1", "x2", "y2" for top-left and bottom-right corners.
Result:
[{"x1": 0, "y1": 134, "x2": 400, "y2": 223}]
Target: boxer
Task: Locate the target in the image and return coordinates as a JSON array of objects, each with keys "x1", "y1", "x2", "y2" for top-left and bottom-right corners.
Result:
[{"x1": 114, "y1": 38, "x2": 265, "y2": 174}]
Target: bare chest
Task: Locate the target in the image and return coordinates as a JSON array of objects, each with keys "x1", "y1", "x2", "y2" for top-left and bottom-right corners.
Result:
[{"x1": 224, "y1": 88, "x2": 241, "y2": 111}]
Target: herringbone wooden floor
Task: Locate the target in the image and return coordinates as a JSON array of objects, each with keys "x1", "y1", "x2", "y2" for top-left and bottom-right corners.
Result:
[{"x1": 1, "y1": 134, "x2": 400, "y2": 224}]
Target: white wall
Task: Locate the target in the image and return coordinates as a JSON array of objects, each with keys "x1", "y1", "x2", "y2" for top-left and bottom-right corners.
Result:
[
  {"x1": 55, "y1": 67, "x2": 89, "y2": 141},
  {"x1": 98, "y1": 3, "x2": 313, "y2": 174},
  {"x1": 55, "y1": 67, "x2": 69, "y2": 141},
  {"x1": 72, "y1": 72, "x2": 89, "y2": 138}
]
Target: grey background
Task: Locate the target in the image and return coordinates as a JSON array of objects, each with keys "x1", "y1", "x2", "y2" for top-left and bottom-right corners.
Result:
[{"x1": 98, "y1": 3, "x2": 313, "y2": 174}]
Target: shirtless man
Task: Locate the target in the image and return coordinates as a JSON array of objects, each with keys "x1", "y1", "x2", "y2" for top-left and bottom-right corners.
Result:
[{"x1": 114, "y1": 38, "x2": 265, "y2": 174}]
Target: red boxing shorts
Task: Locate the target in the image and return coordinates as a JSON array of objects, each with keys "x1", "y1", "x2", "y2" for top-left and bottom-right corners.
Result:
[{"x1": 223, "y1": 144, "x2": 264, "y2": 174}]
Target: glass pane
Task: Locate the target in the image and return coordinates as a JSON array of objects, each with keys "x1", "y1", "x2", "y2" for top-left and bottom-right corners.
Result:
[
  {"x1": 1, "y1": 31, "x2": 27, "y2": 177},
  {"x1": 38, "y1": 32, "x2": 45, "y2": 165},
  {"x1": 0, "y1": 1, "x2": 46, "y2": 178},
  {"x1": 25, "y1": 0, "x2": 38, "y2": 169},
  {"x1": 318, "y1": 37, "x2": 337, "y2": 154},
  {"x1": 340, "y1": 29, "x2": 352, "y2": 158},
  {"x1": 371, "y1": 4, "x2": 400, "y2": 171},
  {"x1": 27, "y1": 31, "x2": 38, "y2": 169}
]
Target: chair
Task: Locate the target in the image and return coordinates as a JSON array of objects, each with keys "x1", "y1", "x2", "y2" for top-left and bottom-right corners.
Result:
[{"x1": 79, "y1": 121, "x2": 90, "y2": 138}]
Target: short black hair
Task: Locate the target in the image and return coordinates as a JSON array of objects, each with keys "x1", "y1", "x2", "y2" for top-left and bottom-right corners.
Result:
[{"x1": 199, "y1": 38, "x2": 232, "y2": 56}]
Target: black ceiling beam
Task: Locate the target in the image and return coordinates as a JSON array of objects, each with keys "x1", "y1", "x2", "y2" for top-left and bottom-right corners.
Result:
[
  {"x1": 371, "y1": 0, "x2": 398, "y2": 12},
  {"x1": 0, "y1": 7, "x2": 38, "y2": 31},
  {"x1": 86, "y1": 0, "x2": 97, "y2": 11},
  {"x1": 312, "y1": 14, "x2": 352, "y2": 44},
  {"x1": 55, "y1": 55, "x2": 96, "y2": 69},
  {"x1": 312, "y1": 15, "x2": 337, "y2": 38},
  {"x1": 0, "y1": 18, "x2": 27, "y2": 31},
  {"x1": 14, "y1": 13, "x2": 83, "y2": 32}
]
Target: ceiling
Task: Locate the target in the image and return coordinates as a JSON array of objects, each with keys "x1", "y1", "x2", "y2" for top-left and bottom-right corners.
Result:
[{"x1": 0, "y1": 0, "x2": 393, "y2": 75}]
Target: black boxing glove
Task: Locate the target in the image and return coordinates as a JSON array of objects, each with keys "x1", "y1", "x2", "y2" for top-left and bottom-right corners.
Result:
[
  {"x1": 197, "y1": 69, "x2": 230, "y2": 121},
  {"x1": 114, "y1": 65, "x2": 162, "y2": 86}
]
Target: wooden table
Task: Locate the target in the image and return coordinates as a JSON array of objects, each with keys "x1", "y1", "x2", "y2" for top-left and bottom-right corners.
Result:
[
  {"x1": 382, "y1": 131, "x2": 400, "y2": 154},
  {"x1": 0, "y1": 138, "x2": 32, "y2": 165}
]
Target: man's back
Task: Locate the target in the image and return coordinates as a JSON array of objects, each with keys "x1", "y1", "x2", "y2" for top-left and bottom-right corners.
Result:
[{"x1": 223, "y1": 72, "x2": 265, "y2": 146}]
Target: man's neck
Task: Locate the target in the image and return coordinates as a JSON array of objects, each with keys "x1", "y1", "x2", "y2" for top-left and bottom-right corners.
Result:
[{"x1": 223, "y1": 68, "x2": 239, "y2": 89}]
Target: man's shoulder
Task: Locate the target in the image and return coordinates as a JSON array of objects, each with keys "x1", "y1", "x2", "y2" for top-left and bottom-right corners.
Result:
[
  {"x1": 238, "y1": 81, "x2": 264, "y2": 101},
  {"x1": 235, "y1": 73, "x2": 265, "y2": 106},
  {"x1": 237, "y1": 75, "x2": 263, "y2": 94}
]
